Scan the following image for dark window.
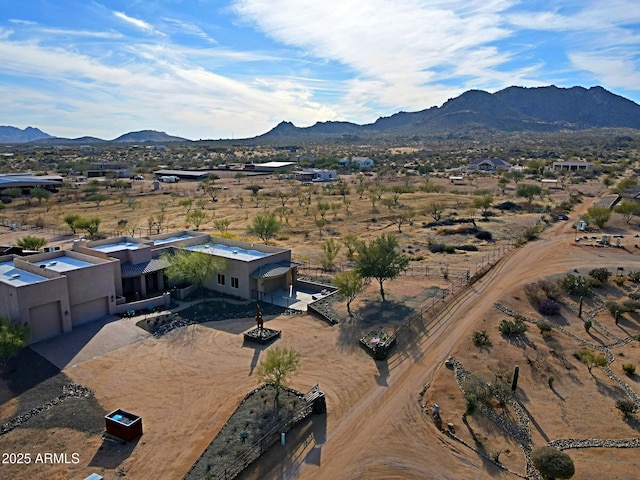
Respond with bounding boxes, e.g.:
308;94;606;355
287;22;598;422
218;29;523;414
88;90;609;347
231;277;239;288
217;274;225;285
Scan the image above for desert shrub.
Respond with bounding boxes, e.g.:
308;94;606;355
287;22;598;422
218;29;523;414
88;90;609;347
538;279;563;300
475;230;492;241
428;243;446;253
606;301;627;316
444;245;456;254
623;300;640;312
455;245;478;251
531;447;575;480
630;291;640;301
462;374;490;403
623;363;636;375
499;318;528;336
524;283;546;308
538;299;561;316
472;330;491;347
537;320;553;336
559;274;592;297
464;394;478;416
489;381;514;408
584;320;592;333
589;267;611;286
613;277;625;287
629;270;640;283
616;399;638;417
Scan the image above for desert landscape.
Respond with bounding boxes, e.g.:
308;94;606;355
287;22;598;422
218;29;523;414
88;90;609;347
1;162;640;480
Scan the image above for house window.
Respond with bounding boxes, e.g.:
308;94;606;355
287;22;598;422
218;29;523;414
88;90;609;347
231;277;239;289
217;274;225;285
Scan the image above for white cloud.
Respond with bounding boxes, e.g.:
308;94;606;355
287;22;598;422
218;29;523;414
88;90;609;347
113;11;163;36
161;17;217;44
569;52;640;91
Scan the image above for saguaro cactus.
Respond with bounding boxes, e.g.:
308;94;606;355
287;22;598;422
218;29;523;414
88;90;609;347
578;296;584;319
511;365;520;391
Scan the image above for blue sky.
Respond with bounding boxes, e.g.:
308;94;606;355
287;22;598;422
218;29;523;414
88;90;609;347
1;0;639;140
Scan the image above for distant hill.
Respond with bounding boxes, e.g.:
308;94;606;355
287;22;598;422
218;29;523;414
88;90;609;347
254;85;640;143
0;126;52;143
111;130;189;143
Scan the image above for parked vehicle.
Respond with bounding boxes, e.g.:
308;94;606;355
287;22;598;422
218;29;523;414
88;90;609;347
158;175;179;183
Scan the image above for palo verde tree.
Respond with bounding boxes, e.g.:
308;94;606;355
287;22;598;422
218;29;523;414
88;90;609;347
320;238;341;271
614;200;640;224
355;234;409;301
584;205;611;229
162;250;225;295
247;212;282;244
255;346;300;409
0;317;30;366
15;236;47;251
63;213;81;234
516;184;543;208
333;270;367;316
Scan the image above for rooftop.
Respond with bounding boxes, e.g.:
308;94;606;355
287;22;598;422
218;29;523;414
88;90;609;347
186;243;270;261
33;256;95;273
153;234;197;245
0;261;48;286
91;241;144;253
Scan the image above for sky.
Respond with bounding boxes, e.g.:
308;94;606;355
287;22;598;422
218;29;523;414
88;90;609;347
1;1;640;141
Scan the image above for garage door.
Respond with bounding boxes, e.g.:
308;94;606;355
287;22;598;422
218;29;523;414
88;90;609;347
30;301;63;342
70;297;109;326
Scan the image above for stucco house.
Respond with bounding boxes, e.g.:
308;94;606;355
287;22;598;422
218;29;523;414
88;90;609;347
0;250;119;343
2;230;298;345
467;157;512;172
552;160;594;171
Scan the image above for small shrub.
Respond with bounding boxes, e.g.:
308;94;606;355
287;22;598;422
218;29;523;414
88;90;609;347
462;374;490;403
538;279;563;300
464;394;478;416
455;244;478;252
531;447;575;480
606;301;627;316
584;320;592;333
548;377;555;389
537;320;553;336
614;277;626;287
499;318;528;336
623;300;640;313
559;273;592;297
616;399;638;417
475;230;492;241
444;245;456;254
538;299;561;316
623;363;637;375
428;243;446;253
628;270;640;283
589;267;611;286
472;330;491;347
524;283;546;308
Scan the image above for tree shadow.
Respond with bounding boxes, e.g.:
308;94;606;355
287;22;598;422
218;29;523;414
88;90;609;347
336;316;363;353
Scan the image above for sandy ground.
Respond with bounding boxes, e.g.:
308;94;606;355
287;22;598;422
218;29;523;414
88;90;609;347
2;187;640;479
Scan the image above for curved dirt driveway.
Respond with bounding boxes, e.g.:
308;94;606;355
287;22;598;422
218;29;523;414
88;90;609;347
241;219;640;480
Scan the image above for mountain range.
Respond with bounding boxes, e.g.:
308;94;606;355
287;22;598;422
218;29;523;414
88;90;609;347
3;85;640;144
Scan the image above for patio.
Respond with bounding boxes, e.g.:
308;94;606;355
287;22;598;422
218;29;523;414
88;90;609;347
260;285;335;312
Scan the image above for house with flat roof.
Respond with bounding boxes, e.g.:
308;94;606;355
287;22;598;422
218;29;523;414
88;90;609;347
0;250;119;343
552;160;594;171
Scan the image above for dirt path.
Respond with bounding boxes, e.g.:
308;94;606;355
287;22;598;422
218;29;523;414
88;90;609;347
241;218;639;479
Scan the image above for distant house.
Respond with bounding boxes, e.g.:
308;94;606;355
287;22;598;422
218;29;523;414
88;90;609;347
619;185;640;205
338;156;374;168
467;157;512;172
552;160;594;171
297;169;337;182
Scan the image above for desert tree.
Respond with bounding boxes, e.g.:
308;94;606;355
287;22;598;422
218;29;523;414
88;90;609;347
247;212;282;243
342;233;362;261
578;348;607;374
255;346;301;409
585;205;611;229
472;194;494;219
63;213;81;234
0;317;30;366
179;198;194;214
355;234;409;301
15;236;47;251
424;200;446;222
320;238;341;271
30;187;51;205
74;216;101;238
213;219;230;235
614;200;640;224
86;193;109;207
333;270;367;316
516;184;543;208
186;209;207;230
162;250;225;294
390;207;415;233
